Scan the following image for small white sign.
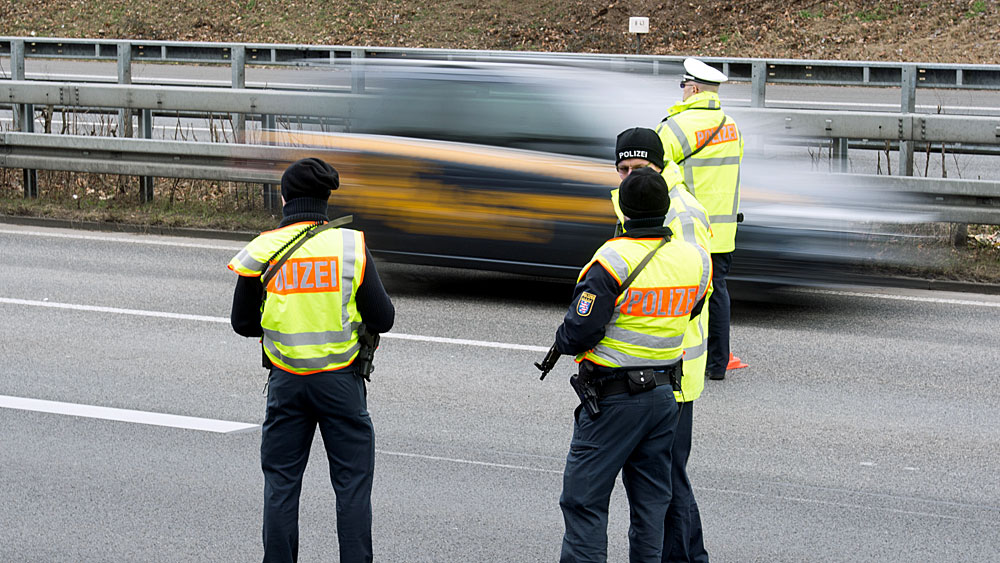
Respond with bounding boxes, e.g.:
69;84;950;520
629;17;650;34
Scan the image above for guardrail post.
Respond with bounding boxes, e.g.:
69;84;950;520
832;138;849;172
138;108;154;202
231;45;246;143
751;60;766;108
899;64;916;177
117;42;133;138
11;39;38;198
262;114;280;211
351;49;366;95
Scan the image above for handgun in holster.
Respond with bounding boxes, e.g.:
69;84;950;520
354;325;380;381
571;361;602;420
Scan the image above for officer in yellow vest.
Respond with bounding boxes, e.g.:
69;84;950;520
656;58;744;381
228;158;394;563
611;127;712;563
612;128;712;563
554;168;712;562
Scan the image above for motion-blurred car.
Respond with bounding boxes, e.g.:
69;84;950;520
263;62;925;283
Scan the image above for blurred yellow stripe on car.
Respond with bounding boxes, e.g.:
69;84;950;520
264;130;620;186
263;131;618;243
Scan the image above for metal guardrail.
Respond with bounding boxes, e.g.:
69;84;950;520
2;81;999;146
4;36;1000;92
0;131;284;183
2;130;998;225
1;38;999;224
727;108;1000;145
0;81;361;118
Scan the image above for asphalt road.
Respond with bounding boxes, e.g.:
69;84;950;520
1;223;999;562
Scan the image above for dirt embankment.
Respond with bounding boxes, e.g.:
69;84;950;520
3;1;999;64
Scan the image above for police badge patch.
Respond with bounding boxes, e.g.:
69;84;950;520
577;292;597;316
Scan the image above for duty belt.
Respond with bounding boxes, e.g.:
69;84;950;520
596;365;680;398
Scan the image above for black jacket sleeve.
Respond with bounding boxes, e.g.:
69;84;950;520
690;295;706;319
230;275;264;337
554;262;621;356
355;247;394;334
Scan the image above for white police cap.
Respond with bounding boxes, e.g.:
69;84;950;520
683;58;728;85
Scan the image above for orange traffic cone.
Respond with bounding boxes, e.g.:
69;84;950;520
726;353;748;370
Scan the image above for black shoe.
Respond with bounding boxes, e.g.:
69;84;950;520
708;371;725;381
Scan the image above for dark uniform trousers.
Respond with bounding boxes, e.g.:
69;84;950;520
261;367;375;563
560;385;678;563
661;402;708;563
706;252;733;377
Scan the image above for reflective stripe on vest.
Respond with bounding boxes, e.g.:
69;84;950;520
676;313;708;403
232;247;267;273
676;243;712;402
579;237;710;368
664;186;711;251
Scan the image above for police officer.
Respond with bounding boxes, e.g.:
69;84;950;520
555;168;712;562
228;158;394;563
613;129;713;562
656;58;745;381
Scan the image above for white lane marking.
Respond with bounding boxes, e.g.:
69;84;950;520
0;395;258;434
0;297;229;323
0;228;243;250
375;452;988;522
792;287;1000;308
377;450;562;475
0;297;550;351
695;485;975;522
5;288;1000;347
383;332;548;352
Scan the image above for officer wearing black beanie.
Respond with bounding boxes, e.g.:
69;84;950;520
277;157;340;224
280;157;339;202
617;167;670;220
551;161;710;561
616;127;665;170
229;157;393;563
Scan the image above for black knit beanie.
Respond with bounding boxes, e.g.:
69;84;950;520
615;127;665;169
618;167;670;219
280;158;340;202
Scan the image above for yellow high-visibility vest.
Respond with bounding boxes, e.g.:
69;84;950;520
228;222;366;374
656;91;743;253
611;165;713;401
577;236;711;369
661;163;713;402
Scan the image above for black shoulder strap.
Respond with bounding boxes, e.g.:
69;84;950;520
676;116;727;165
618;237;669;296
261;215;352;290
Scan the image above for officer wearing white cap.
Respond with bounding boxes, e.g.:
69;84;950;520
656;58;746;382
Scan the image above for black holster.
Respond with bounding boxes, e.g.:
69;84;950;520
354;326;380;381
572;361;602;420
261;342;273;369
